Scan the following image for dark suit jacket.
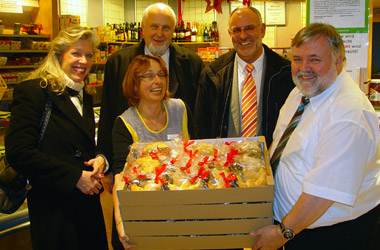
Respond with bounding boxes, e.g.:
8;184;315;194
194;44;295;147
97;40;204;164
5;79;108;250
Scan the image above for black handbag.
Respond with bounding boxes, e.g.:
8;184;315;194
0;96;52;214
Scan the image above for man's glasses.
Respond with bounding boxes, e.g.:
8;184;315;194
138;72;168;82
230;24;260;36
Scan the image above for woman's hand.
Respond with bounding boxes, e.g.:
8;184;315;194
116;220;136;250
76;170;103;195
113;173;136;249
84;155;106;179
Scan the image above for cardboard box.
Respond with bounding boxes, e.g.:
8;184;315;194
117;136;274;249
59;15;81;31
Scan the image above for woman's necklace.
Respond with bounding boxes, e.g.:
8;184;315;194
139;107;162;131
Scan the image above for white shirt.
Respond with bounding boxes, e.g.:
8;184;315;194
63;74;84;116
271;70;380;228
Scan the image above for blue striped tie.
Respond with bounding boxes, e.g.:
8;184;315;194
270;96;310;174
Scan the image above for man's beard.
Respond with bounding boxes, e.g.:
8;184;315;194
293;66;337;98
293;71;321;97
148;42;168;56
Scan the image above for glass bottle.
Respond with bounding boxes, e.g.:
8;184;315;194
185;22;191;41
196;23;203;42
138;22;142;41
179;20;185;42
203;24;209;42
191;22;197;42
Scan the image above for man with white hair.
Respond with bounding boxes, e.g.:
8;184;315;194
98;3;204;171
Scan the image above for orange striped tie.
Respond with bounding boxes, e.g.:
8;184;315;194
242;64;257;137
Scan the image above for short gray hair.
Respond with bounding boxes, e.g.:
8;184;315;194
229;6;263;27
291;22;346;63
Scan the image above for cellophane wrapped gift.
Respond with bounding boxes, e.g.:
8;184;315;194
122;137;268;191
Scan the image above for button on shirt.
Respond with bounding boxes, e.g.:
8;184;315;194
271;70;380;229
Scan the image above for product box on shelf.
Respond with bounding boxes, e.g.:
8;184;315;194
116;136;274;249
59;15;80;31
0;75;7;100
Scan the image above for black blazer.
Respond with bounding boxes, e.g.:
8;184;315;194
5;79;108;250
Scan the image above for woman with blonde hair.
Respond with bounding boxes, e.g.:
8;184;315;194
5;27;109;250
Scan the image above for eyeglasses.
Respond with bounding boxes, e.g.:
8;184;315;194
229;24;260;36
138;72;168;81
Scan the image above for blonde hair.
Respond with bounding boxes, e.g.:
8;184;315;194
26;27;99;94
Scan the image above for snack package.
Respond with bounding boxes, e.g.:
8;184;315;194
122;138;267;191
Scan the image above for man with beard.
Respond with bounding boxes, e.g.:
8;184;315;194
194;6;294;147
98;3;203;166
251;23;380;250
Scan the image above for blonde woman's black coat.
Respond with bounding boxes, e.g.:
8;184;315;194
5;79;108;250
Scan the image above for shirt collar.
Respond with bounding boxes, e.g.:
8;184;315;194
63;73;84;92
236;46;264;74
298;70;343;111
144;46;170;70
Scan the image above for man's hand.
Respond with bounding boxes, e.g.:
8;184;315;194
251;224;287;250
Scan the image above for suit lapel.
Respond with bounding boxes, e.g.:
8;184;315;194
169;44;185;96
47;91;94;142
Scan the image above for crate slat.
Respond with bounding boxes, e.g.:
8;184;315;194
121;203;272;220
128;234;259;249
124;218;272;236
118;185;273;207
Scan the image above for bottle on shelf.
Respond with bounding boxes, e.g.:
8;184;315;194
179;20;185;42
191;22;197;42
185;22;191;41
130;23;135;42
203;24;209;42
209;24;214;42
138;22;142;41
124;22;129;42
196;23;203;42
134;22;138;42
127;22;132;42
175;24;180;42
213;21;219;42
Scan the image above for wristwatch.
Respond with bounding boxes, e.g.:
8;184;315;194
279;221;295;240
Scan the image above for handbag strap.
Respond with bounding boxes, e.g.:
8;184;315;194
37;95;53;148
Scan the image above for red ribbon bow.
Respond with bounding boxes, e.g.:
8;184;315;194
198;156;211;166
149;147;169;160
180;158;193;174
212;149;218;162
183;138;195;154
133;166;147;179
122;176;130;184
154;164;167;184
219;172;236;188
224;148;240;167
170;155;180;164
190;166;211;184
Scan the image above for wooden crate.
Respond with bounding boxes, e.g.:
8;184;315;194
117;136;274;249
